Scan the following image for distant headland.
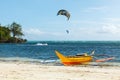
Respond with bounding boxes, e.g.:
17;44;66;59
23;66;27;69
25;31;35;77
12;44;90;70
0;22;27;43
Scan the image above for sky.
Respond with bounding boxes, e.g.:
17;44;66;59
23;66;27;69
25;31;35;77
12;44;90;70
0;0;120;41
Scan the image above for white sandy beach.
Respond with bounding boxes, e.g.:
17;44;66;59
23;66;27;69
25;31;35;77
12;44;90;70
0;62;120;80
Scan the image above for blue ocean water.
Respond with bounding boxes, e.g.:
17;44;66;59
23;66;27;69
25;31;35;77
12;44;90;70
0;41;120;66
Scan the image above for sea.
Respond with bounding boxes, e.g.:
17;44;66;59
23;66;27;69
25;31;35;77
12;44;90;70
0;41;120;66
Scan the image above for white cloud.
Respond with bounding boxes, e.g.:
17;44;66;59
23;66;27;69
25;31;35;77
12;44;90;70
104;18;120;23
23;28;66;40
22;24;120;41
23;28;46;35
23;28;67;36
101;24;120;34
71;20;98;24
84;6;107;12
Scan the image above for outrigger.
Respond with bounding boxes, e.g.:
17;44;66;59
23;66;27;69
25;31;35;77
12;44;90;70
55;50;93;66
55;50;115;66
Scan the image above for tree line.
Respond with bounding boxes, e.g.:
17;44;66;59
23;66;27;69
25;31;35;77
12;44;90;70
0;22;27;43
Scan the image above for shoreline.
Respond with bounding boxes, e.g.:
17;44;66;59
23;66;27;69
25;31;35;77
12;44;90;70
0;57;120;67
0;61;120;80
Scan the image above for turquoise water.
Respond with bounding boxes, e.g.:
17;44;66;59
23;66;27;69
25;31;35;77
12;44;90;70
0;41;120;66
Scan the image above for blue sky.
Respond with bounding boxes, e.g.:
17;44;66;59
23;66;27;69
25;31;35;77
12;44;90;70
0;0;120;41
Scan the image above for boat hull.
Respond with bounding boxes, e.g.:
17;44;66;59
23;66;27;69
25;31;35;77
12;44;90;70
55;50;93;66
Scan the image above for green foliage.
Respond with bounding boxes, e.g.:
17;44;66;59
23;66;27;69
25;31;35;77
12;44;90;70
0;22;27;43
0;26;10;42
9;22;24;38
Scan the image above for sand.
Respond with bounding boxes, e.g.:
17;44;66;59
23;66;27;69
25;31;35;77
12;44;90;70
0;62;120;80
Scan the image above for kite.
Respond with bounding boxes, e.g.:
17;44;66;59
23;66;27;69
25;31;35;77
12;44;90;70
57;9;70;20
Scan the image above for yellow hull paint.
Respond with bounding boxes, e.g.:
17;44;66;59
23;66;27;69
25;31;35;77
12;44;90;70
55;50;93;66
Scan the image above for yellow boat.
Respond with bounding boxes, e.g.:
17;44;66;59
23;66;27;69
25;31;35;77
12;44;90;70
55;50;93;66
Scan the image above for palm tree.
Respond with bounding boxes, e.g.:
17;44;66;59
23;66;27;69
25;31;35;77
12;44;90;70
9;22;24;43
10;22;24;38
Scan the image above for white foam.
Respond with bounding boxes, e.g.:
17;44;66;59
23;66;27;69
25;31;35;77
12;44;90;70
36;43;48;46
